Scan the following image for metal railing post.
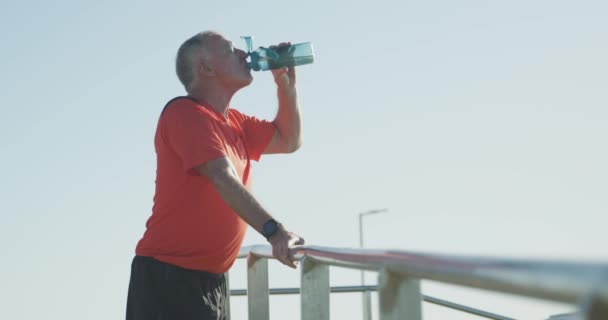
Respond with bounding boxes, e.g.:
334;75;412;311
247;255;269;320
579;289;608;320
301;257;330;320
378;269;422;320
363;290;373;320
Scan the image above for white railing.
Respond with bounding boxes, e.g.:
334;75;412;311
227;245;608;320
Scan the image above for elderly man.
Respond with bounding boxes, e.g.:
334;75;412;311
126;31;305;320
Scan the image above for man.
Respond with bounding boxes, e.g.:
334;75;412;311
126;31;305;320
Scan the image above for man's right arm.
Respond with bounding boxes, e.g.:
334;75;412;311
194;156;304;268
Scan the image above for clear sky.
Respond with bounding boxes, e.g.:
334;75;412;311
1;0;606;319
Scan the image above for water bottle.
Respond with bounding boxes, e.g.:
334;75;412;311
241;36;315;71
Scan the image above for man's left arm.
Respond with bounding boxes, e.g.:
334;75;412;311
264;44;302;154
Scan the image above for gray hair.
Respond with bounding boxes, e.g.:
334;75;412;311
175;31;219;91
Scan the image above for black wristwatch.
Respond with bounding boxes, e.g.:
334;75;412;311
262;219;279;240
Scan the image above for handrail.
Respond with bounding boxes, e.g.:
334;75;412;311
238;245;608;320
237;245;608;305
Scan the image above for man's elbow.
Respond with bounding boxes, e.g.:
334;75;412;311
286;138;302;153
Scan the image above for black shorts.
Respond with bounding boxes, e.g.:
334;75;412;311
126;256;227;320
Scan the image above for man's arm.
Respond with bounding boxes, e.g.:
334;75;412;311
194;156;304;268
264;45;302;154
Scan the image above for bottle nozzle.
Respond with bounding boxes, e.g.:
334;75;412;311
240;36;254;53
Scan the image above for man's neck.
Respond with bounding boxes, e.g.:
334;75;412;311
187;85;236;117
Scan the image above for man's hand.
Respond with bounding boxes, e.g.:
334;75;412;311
268;224;305;269
270;42;296;88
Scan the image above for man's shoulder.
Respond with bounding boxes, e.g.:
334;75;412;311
228;107;247;117
161;96;200;117
228;107;252;123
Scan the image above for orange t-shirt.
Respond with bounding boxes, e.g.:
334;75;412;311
135;97;275;274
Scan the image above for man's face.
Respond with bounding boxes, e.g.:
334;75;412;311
204;35;252;89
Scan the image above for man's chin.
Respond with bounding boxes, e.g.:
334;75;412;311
234;76;253;91
243;74;254;86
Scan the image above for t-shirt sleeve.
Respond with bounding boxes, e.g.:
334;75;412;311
162;101;226;172
235;112;275;162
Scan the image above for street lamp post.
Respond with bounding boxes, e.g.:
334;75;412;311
359;208;388;320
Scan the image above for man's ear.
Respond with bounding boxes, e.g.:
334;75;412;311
199;62;215;76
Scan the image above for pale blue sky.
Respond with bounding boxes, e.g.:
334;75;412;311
1;0;607;319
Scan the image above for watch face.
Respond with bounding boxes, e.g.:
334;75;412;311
263;220;278;237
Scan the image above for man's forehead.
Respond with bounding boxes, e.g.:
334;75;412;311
199;33;233;57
